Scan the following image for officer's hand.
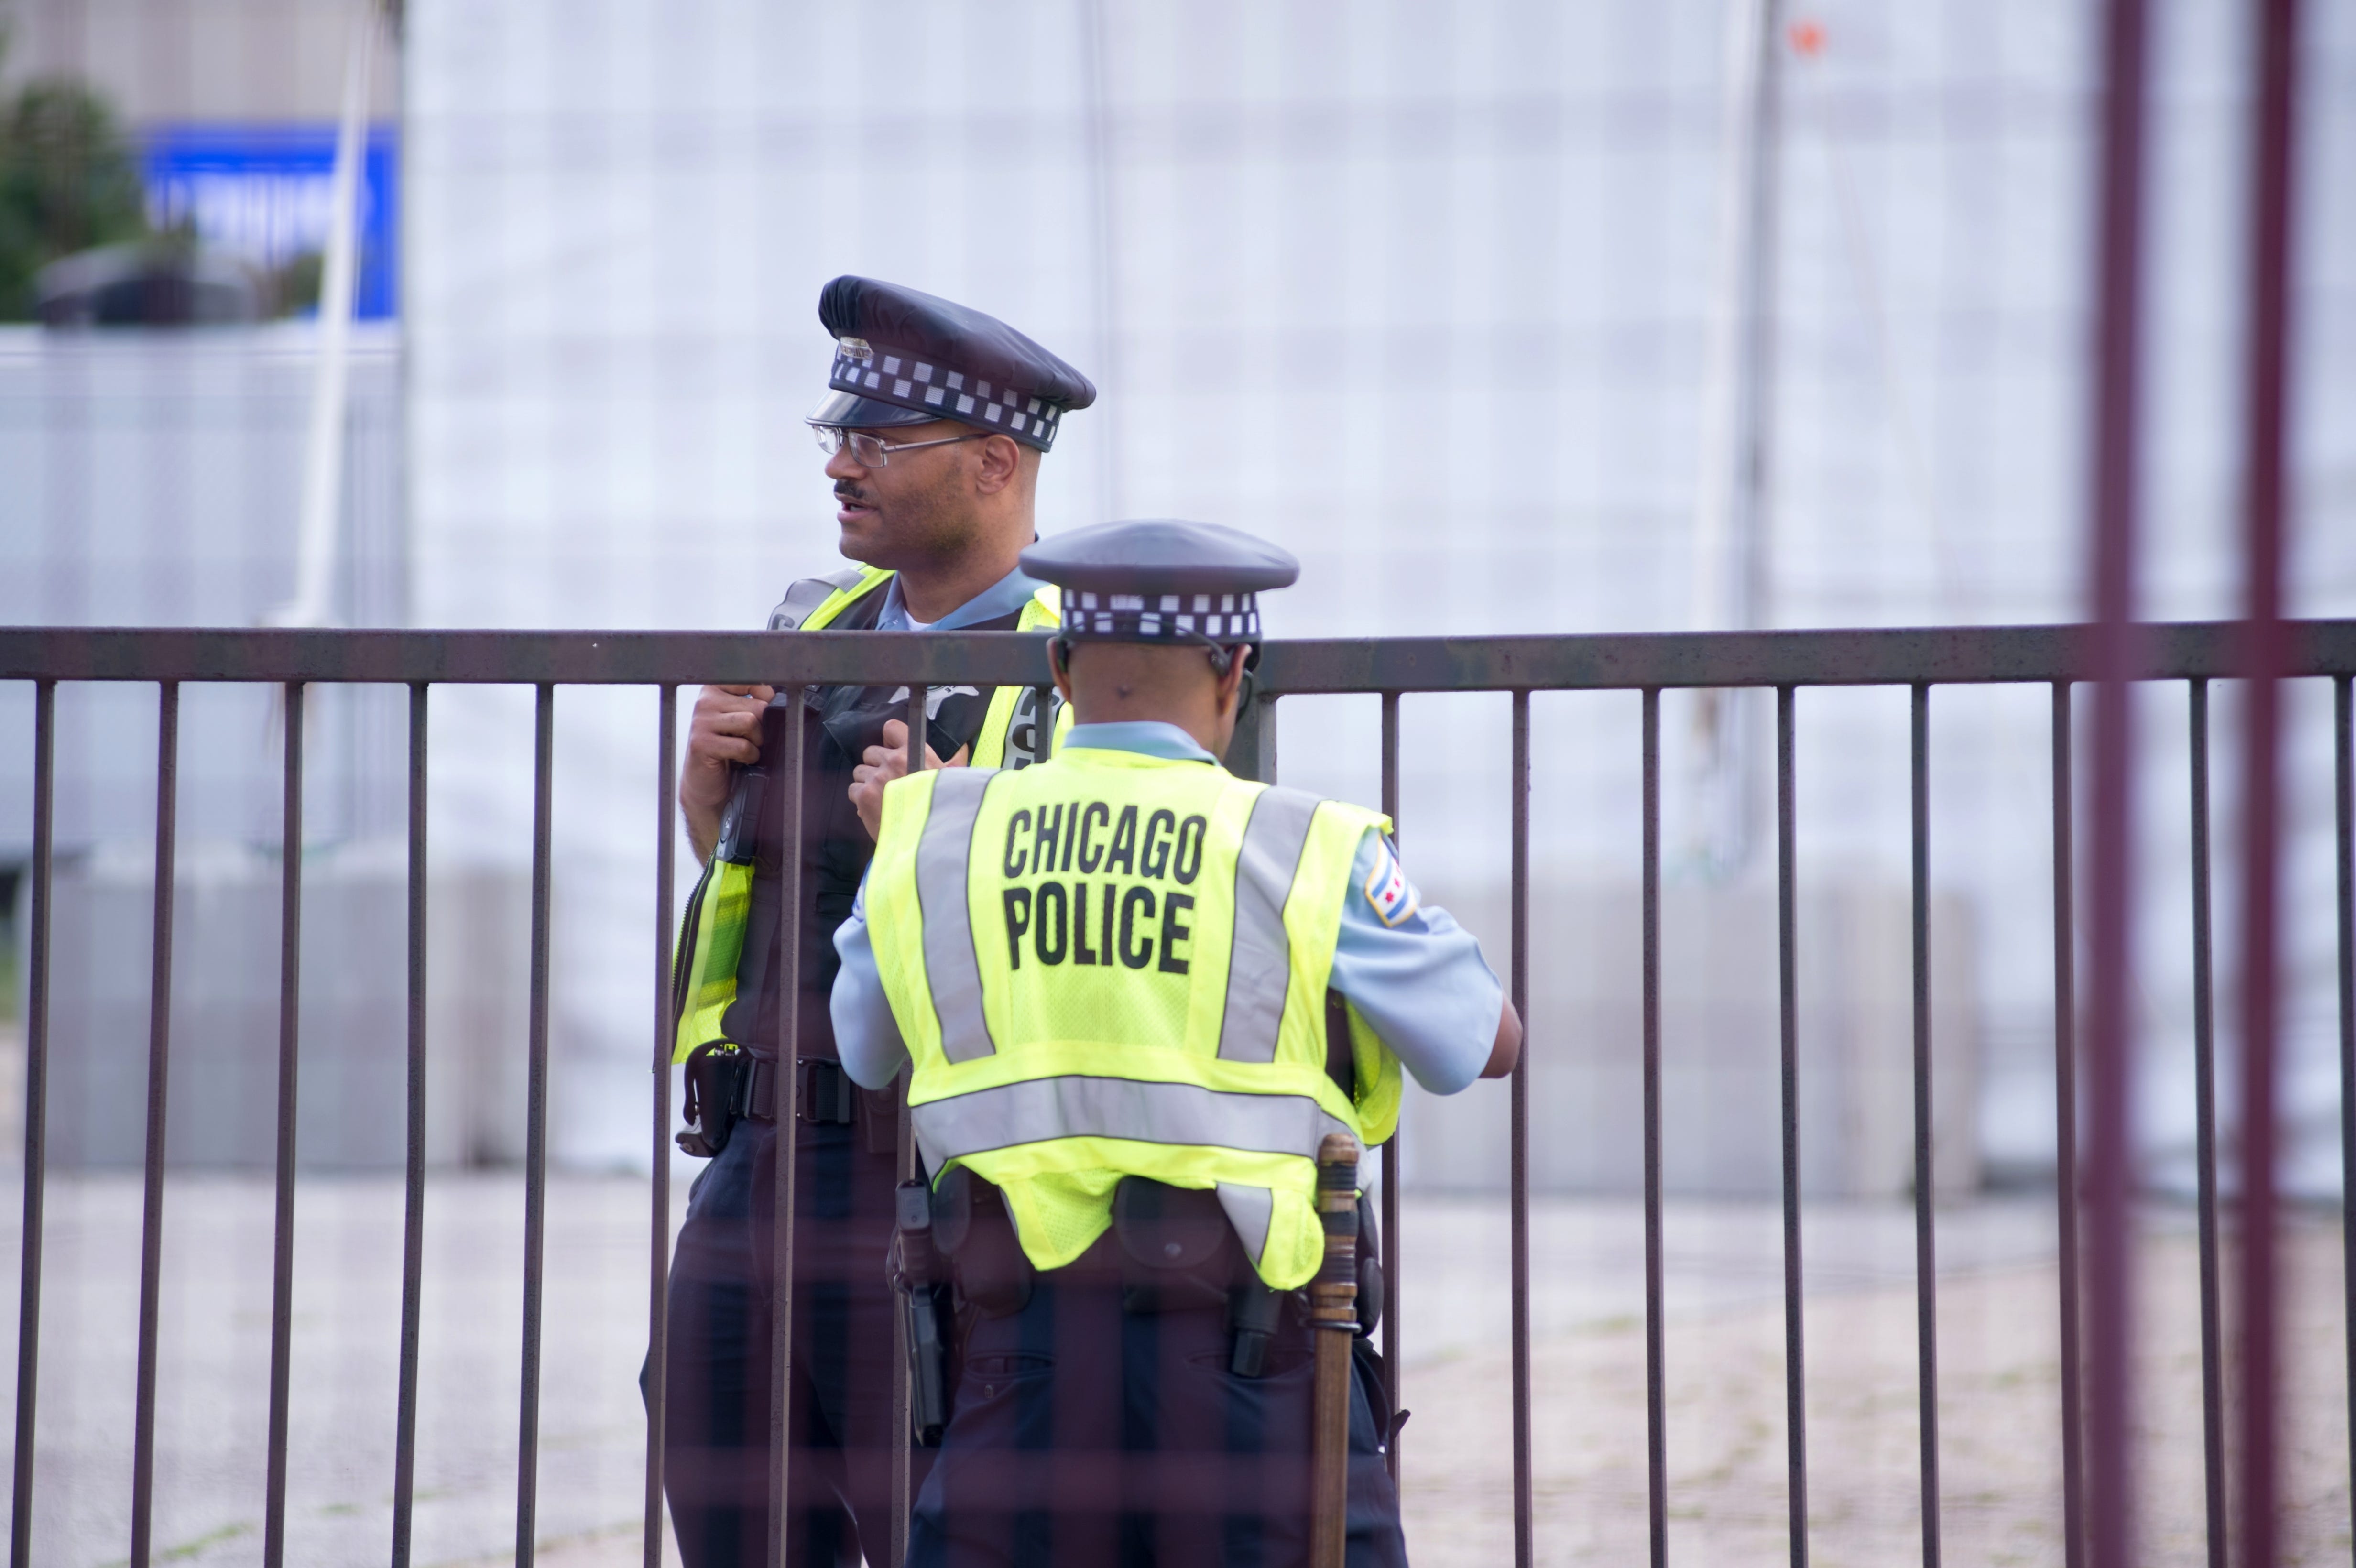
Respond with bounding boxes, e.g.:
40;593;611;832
851;717;968;842
681;684;774;861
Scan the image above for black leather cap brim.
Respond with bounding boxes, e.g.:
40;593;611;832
806;391;943;430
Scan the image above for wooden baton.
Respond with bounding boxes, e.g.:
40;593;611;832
1310;1132;1361;1568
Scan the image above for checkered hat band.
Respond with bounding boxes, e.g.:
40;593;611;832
1061;588;1260;641
830;346;1063;443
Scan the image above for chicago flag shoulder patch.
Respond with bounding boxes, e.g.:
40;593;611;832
1363;838;1419;928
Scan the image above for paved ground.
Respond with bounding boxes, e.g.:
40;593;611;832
0;1175;2341;1566
1399;1213;2354;1567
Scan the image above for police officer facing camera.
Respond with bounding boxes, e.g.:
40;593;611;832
831;519;1523;1566
664;277;1093;1568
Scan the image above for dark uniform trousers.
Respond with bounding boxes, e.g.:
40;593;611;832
662;1108;929;1567
908;1233;1409;1568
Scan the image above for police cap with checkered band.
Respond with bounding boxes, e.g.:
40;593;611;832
807;276;1096;452
1020;520;1298;644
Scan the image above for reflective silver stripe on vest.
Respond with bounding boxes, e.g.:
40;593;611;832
1216;1182;1275;1268
913;1076;1351;1172
1215;787;1323;1063
918;769;999;1062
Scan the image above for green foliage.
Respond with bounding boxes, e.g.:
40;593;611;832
268;248;324;318
0;68;150;319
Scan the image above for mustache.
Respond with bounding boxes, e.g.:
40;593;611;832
834;481;869;504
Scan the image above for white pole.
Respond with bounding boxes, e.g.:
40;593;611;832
1690;0;1771;640
268;0;377;629
1080;0;1123;524
1682;0;1780;877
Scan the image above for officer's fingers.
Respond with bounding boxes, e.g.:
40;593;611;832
848;778;885;841
695;686;754;716
880;718;909;751
696;735;761;767
702;706;765;737
687;721;761;763
695;687;771;720
861;743;914;778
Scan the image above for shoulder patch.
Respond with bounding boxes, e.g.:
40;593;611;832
1362;839;1419;929
769;566;885;630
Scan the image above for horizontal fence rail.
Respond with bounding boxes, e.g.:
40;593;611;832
8;619;2356;690
4;619;2353;1568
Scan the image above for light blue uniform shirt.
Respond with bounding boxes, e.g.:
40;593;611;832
831;719;1505;1096
873;565;1044;632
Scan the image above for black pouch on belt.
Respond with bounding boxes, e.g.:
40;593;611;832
932;1166;1035;1319
1110;1178;1233;1315
1109;1179;1292;1377
676;1043;749;1158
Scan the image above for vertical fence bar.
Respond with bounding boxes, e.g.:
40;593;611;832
262;685;305;1568
1911;685;1941;1568
516;685;556;1568
889;688;928;1568
1776;686;1808;1568
769;690;807;1568
2052;682;2087;1568
2339;675;2356;1557
2085;0;2151;1554
391;684;429;1567
2188;681;2228;1568
892;1077;917;1566
1509;690;1534;1568
890;1088;916;1561
128;680;180;1568
9;680;55;1568
1033;683;1055;764
2233;2;2300;1562
646;685;678;1568
1640;688;1667;1568
1379;690;1403;1486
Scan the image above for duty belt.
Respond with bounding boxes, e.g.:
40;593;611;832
740;1056;860;1126
677;1045;862;1157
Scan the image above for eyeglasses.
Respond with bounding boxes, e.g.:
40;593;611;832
810;426;988;467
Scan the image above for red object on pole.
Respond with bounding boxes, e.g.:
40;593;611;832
2083;0;2149;1562
2236;1;2301;1564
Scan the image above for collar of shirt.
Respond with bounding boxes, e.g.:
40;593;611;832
1061;720;1219;764
874;565;1044;632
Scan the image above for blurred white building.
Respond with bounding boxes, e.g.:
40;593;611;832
397;0;2356;1191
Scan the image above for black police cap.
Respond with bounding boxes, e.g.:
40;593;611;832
809;276;1096;452
1020;520;1298;643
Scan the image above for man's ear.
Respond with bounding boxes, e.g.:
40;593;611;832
1049;635;1076;704
971;434;1023;495
1214;644;1252;711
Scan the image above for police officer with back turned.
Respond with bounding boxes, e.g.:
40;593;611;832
663;277;1093;1567
830;519;1524;1565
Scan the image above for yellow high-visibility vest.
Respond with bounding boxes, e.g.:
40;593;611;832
862;745;1403;1290
668;566;1065;1063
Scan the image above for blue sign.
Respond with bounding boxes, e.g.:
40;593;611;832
142;123;399;320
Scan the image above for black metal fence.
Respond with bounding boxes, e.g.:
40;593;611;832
4;617;2355;1568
